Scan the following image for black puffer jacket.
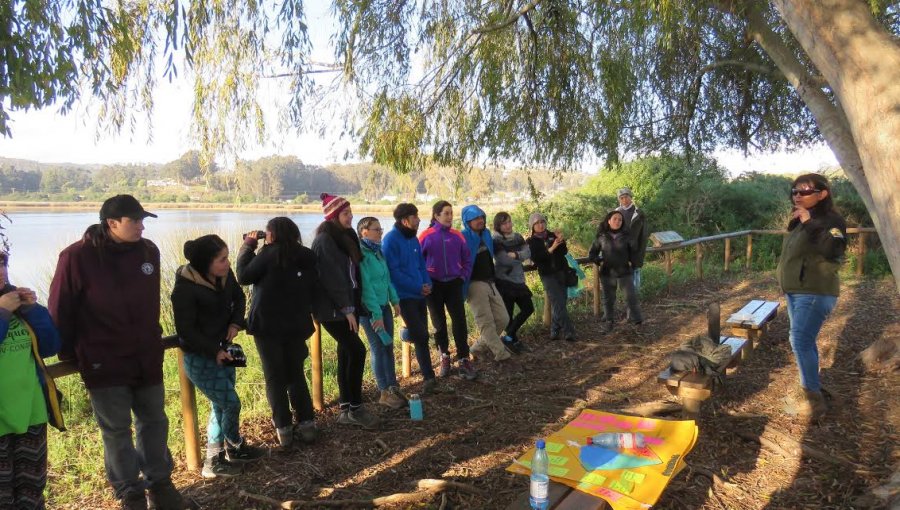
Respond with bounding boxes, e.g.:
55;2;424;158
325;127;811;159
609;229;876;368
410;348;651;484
310;221;363;322
236;241;318;339
171;266;246;359
588;230;636;278
527;232;569;276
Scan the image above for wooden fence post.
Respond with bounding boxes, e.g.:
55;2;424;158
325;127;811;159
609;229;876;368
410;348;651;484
543;291;551;326
857;232;867;276
592;263;601;317
695;244;703;280
311;320;324;411
176;350;201;472
665;251;673;293
402;342;412;378
724;237;731;272
745;234;753;269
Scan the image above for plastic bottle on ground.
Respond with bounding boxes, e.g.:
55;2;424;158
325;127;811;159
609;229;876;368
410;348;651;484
586;432;646;449
529;439;550;510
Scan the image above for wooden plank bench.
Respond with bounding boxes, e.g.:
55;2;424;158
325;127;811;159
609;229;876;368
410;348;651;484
657;336;748;416
506;480;610;510
725;300;779;356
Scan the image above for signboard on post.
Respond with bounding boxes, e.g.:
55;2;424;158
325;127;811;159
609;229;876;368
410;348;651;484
650;231;684;247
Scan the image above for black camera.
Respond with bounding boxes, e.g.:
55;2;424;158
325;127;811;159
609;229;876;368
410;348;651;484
242;230;266;241
222;343;247;367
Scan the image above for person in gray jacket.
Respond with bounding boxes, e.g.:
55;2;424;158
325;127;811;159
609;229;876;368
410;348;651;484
616;187;649;293
492;212;532;353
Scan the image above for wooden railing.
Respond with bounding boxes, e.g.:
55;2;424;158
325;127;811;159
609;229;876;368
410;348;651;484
43;227;877;472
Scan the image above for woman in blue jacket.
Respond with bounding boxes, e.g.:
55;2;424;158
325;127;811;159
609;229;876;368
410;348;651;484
0;251;61;510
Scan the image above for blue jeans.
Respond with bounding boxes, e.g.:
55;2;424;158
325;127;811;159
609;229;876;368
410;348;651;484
183;353;242;451
360;305;399;391
786;293;837;392
88;384;173;500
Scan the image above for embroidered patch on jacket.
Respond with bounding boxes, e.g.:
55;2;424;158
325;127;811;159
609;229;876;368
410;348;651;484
829;228;844;239
141;263;155;275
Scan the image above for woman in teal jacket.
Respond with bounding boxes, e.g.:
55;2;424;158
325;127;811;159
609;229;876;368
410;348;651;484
357;217;406;409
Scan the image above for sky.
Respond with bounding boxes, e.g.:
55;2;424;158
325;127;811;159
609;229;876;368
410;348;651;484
0;2;840;177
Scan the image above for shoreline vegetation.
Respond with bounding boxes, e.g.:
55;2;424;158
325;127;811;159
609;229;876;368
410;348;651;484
0;200;454;214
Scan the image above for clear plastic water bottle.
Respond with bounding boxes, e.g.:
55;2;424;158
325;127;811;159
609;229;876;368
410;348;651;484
586;432;646;449
408;394;423;421
529;439;550;510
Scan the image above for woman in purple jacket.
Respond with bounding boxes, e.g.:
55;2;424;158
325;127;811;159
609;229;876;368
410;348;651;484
417;200;473;379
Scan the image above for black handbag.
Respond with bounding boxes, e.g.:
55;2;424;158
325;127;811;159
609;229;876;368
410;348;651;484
564;267;579;287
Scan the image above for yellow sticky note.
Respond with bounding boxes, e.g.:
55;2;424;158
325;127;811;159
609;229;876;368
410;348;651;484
548;455;568;466
580;472;607;486
545;442;564;453
609;479;635;494
548;466;569;477
621;470;646;483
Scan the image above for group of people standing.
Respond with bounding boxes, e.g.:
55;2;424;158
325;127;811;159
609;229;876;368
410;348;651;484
0;184;652;510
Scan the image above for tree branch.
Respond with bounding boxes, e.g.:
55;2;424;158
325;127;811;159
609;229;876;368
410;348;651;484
473;0;544;34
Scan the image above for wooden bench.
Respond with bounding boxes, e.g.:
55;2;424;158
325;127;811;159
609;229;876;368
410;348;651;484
657;336;748;416
506;480;610;510
725;300;779;355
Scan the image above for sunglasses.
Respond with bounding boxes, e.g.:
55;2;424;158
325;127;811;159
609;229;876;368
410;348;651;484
791;188;822;196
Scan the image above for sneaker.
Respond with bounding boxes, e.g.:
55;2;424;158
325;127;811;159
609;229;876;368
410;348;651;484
502;336;523;355
379;388;407;409
549;331;560;341
457;358;478;380
294;420;319;444
121;492;148;510
438;353;452;377
338;407;381;430
202;452;242;479
389;386;409;405
469;343;491;361
147;480;184;510
564;335;576;342
422;378;438;396
276;425;293;448
226;442;266;463
336;409;352;425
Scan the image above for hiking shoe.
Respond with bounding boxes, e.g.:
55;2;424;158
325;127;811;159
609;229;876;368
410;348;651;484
338;407;381;430
804;389;828;421
295;420;319;444
121;492;148;510
469;344;491;361
422;378;438;395
147;480;184;510
564;335;576;342
226;442;266;463
379;388;407;409
549;331;560;341
502;336;523;354
457;358;478;380
202;452;242;479
276;425;293;448
438;353;452;377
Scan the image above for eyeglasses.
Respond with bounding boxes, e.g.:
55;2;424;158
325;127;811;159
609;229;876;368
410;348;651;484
791;188;821;196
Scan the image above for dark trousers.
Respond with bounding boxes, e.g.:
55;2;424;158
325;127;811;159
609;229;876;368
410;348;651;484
499;287;534;341
541;271;575;338
253;335;315;429
600;274;643;323
0;424;47;510
321;319;367;408
426;278;470;359
399;298;436;380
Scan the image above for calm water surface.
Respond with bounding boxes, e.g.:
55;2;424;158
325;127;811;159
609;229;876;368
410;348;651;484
2;209;393;295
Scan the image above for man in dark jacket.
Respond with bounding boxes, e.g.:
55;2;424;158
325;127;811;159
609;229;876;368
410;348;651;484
616;187;650;293
48;195;183;510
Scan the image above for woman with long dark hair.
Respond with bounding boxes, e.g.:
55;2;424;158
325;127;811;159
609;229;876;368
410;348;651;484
237;217;320;447
776;173;847;420
172;235;264;477
526;212;575;342
588;210;643;334
311;194;380;429
492;212;533;352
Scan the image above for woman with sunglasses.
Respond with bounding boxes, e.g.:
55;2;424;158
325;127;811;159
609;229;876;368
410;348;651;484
776;174;847;421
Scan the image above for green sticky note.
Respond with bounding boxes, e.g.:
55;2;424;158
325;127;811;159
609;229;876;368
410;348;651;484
548;455;568;466
548;466;569;477
580;472;607;486
577;482;595;492
621;470;646;483
545;442;564;453
609;479;635;494
519;460;531;468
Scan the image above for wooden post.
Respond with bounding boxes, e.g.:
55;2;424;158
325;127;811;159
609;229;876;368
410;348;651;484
402;342;412;378
311;320;324;411
745;234;753;269
176;350;201;472
665;251;673;293
543;291;551;327
592;263;601;317
857;231;867;276
724;237;731;272
695;244;703;280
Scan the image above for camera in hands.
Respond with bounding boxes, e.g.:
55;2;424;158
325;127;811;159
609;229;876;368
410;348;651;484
222;343;247;367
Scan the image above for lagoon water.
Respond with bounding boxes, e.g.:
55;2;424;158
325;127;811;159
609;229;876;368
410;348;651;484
2;209;393;294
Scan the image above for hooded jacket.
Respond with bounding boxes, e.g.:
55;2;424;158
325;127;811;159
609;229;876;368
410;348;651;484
359;240;399;321
171;265;246;359
311;221;363;322
382;222;432;300
492;231;530;285
418;220;471;282
48;224;164;389
460;205;496;291
237;239;318;338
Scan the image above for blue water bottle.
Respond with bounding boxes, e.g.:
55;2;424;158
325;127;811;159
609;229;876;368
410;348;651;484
529;439;549;510
409;394;423;421
400;327;410;342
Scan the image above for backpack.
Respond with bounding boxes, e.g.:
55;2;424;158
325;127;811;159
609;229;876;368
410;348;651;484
668;303;730;386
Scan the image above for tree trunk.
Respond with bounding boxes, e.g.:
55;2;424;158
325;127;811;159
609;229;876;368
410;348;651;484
771;0;900;292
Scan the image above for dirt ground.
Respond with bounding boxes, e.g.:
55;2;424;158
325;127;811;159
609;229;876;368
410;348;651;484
71;272;900;509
